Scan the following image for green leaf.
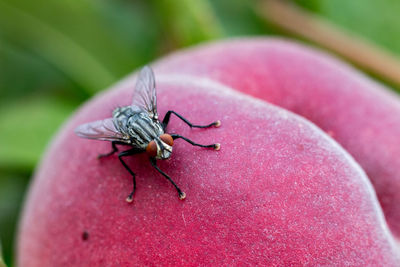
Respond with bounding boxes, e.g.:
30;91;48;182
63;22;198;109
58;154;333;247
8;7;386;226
0;255;6;267
0;242;6;267
0;97;77;170
0;0;160;95
0;171;28;267
0;0;115;94
0;40;89;102
151;0;224;47
209;0;270;36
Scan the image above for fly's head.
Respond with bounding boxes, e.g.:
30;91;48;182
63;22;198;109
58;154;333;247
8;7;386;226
146;134;174;160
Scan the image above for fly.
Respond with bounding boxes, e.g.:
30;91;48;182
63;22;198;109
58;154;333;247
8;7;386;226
75;66;221;202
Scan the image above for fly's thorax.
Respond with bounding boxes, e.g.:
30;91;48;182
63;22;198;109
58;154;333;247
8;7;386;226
112;106;134;134
130;113;163;143
112;106;135;118
112;106;164;149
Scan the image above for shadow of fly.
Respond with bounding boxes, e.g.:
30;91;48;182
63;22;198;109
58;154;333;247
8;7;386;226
75;66;220;202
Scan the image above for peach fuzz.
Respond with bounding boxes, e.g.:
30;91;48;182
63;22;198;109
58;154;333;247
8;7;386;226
18;73;399;265
154;38;400;238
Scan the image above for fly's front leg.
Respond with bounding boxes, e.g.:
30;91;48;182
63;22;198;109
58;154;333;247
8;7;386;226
98;141;119;159
118;148;144;203
171;134;220;150
162;110;220;130
150;158;186;200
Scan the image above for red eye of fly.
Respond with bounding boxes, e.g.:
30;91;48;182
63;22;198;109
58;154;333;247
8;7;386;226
160;134;173;146
146;141;157;157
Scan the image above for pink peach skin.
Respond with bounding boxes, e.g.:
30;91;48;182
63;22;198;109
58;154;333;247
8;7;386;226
18;73;399;264
17;40;400;267
154;38;400;238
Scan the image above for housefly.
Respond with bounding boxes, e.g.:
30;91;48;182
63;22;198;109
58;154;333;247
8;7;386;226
75;66;221;202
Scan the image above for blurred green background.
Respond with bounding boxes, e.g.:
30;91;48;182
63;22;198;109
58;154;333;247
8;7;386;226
1;0;400;265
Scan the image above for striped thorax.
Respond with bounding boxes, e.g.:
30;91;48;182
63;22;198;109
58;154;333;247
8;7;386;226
112;106;172;159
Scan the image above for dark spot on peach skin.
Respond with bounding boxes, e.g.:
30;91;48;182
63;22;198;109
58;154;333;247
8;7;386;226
82;231;89;241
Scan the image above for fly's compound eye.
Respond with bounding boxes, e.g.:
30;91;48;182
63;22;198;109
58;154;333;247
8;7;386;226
146;141;157;158
160;134;173;146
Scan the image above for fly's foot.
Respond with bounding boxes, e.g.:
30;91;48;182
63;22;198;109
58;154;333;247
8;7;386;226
179;192;186;200
214;143;221;151
214;120;221;127
126;192;134;203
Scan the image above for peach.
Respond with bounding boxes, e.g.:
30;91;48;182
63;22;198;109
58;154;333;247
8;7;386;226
155;38;400;238
18;71;400;265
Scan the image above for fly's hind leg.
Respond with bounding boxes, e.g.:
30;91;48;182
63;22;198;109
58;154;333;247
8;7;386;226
118;148;144;203
162;110;220;130
171;134;220;150
150;158;186;200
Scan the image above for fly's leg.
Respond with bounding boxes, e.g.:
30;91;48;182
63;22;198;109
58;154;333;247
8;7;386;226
162;110;220;130
171;134;220;150
150;158;186;200
118;148;143;203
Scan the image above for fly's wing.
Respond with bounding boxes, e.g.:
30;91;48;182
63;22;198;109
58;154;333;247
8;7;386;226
75;118;130;143
131;66;158;119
